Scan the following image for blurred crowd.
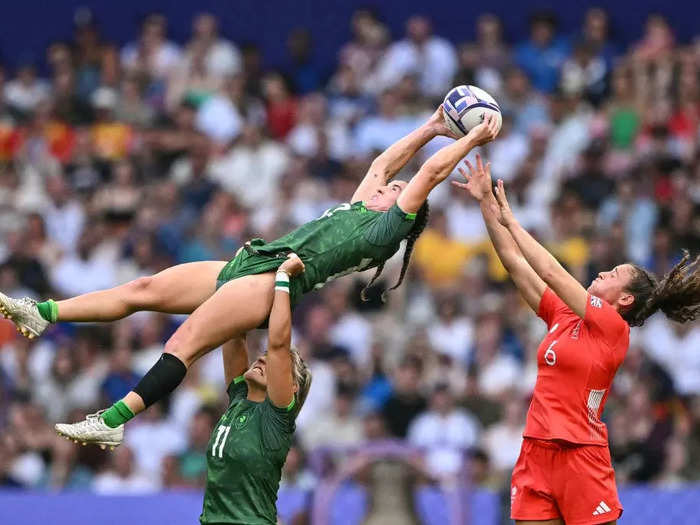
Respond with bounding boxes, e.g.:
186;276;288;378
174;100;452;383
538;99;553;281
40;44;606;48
0;5;699;513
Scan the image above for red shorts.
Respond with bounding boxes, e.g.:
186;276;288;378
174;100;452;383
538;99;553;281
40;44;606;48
510;438;623;525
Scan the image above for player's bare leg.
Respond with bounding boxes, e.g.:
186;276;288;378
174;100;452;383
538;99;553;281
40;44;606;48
55;272;275;447
1;261;226;338
55;260;226;320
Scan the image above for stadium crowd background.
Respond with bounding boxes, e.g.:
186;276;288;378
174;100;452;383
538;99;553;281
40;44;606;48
0;4;699;522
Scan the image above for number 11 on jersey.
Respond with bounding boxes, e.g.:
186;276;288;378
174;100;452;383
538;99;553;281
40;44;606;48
212;425;231;458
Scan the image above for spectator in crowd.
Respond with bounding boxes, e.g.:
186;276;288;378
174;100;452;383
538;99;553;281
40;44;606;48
177;406;216;487
208;123;288;208
408;383;480;478
185;13;241;79
121;13;181;82
414;208;472;288
4;64;50;117
579;7;618;72
382;357;427;439
285;28;322;95
262;72;298;140
124;402;188;481
515;11;570;93
280;442;316;492
374;15;457;98
354;89;422;156
339;8;389;90
93;445;158;494
481;394;525;479
100;344;139;406
299;385;363;450
599;176;658;264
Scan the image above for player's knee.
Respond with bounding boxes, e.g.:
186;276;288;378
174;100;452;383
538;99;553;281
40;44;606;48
124;276;156;308
163;328;201;368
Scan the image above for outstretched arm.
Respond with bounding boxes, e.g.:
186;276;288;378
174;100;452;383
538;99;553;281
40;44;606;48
266;254;305;408
493;179;588;317
397;115;500;214
351;108;458;203
452;155;545;312
222;336;249;386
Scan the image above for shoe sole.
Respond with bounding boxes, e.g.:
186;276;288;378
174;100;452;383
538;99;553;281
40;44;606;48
55;429;121;450
0;293;43;339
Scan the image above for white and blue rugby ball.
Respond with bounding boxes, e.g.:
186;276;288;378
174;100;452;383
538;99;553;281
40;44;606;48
442;85;502;137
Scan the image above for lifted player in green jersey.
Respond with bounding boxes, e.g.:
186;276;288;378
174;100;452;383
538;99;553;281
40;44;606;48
201;253;311;525
7;108;499;448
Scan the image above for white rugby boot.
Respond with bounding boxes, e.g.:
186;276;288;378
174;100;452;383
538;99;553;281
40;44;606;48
0;292;49;339
55;410;124;450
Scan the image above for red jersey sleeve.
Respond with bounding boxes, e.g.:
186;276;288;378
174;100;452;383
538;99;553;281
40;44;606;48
584;294;629;348
537;287;571;327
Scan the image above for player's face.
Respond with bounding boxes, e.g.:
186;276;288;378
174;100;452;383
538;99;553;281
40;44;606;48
243;353;300;395
367;181;407;211
588;263;636;306
244;355;268;389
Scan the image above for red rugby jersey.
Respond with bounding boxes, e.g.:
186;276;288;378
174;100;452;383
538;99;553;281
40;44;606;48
523;288;630;445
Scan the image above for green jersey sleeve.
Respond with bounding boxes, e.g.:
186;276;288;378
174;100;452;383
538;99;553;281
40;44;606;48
260;398;296;452
363;203;416;247
226;376;248;405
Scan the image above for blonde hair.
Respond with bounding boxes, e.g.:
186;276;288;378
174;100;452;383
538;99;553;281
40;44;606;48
290;346;312;414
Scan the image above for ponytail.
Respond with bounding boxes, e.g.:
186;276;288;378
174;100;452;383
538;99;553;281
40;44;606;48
624;251;700;327
361;200;430;302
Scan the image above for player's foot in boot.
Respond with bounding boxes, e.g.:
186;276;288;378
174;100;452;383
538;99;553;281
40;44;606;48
0;293;49;339
55;410;123;450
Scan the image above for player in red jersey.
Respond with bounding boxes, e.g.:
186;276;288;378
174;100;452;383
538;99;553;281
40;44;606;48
455;155;700;525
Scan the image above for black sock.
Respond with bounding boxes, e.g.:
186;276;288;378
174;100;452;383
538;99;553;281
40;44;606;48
133;353;187;408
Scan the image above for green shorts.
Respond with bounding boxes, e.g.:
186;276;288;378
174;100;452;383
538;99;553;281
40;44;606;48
216;239;304;307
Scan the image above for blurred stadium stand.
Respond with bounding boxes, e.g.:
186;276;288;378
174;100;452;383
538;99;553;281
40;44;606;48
1;1;700;524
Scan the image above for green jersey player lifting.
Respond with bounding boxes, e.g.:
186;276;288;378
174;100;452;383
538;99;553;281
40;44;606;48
0;107;499;448
201;253;311;525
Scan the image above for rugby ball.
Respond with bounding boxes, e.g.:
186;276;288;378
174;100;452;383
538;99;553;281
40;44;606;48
442;85;502;137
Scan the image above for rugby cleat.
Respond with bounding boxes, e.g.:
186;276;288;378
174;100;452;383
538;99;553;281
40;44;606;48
0;293;49;339
55;410;123;450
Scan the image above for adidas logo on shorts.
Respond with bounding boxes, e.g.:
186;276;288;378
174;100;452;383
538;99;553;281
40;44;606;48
592;500;611;516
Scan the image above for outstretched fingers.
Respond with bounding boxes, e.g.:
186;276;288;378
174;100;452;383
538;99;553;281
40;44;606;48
494;179;509;209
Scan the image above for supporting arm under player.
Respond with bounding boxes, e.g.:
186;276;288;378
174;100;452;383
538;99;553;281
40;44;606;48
492;179;589;318
222;336;250;387
263;257;301;409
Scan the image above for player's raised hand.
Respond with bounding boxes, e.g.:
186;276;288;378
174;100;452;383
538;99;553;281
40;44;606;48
493;179;516;228
465;113;500;146
452;153;493;202
428;106;462;140
279;253;305;277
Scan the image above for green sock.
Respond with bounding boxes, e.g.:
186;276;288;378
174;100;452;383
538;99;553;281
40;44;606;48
36;299;58;323
101;400;135;428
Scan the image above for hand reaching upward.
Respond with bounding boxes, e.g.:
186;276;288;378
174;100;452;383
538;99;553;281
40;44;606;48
465;113;500;147
428;106;462;140
493;179;516;228
451;153;493;202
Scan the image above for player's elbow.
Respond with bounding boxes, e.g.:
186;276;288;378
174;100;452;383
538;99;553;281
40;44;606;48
369;158;391;180
540;263;559;286
267;339;290;354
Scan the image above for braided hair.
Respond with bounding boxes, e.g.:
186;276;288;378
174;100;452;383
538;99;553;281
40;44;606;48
361;200;430;302
622;250;700;327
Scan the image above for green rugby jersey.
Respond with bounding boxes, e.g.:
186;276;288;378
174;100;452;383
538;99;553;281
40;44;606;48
200;378;295;525
249;201;416;293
